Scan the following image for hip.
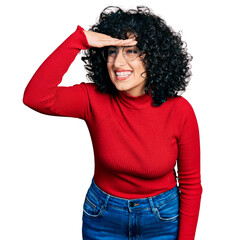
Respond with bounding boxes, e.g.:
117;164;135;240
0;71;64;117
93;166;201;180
82;177;180;239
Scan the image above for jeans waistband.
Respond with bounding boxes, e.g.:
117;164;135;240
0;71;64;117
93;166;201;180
88;177;179;213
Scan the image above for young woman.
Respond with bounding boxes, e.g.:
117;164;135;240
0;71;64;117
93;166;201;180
23;6;203;240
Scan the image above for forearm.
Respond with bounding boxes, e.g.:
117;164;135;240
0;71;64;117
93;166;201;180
178;173;203;239
23;25;90;115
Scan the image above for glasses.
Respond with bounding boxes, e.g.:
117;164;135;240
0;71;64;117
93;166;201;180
102;45;140;63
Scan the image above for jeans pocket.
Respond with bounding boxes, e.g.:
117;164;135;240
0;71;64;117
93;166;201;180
155;193;180;222
83;189;104;218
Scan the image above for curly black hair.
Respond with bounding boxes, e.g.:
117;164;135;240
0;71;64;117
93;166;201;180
81;5;193;107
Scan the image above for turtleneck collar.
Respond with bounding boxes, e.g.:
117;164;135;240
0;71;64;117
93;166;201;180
117;90;153;109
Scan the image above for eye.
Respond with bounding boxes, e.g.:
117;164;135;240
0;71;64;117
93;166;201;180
125;47;138;55
127;49;138;54
108;47;117;55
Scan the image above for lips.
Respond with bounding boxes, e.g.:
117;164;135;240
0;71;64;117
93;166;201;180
115;70;133;81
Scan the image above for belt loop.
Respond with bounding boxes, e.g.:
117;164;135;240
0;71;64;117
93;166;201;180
148;197;156;214
103;194;110;210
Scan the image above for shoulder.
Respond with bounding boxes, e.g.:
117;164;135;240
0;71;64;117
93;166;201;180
78;81;101;98
79;81;97;90
164;95;194;113
79;82;101;94
175;96;196;114
79;82;111;109
174;96;199;126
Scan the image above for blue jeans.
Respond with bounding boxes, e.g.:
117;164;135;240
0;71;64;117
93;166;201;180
82;178;180;240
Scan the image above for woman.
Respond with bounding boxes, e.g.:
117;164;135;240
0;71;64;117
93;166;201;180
23;5;203;240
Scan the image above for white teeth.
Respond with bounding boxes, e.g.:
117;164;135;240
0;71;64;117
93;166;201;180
115;71;132;77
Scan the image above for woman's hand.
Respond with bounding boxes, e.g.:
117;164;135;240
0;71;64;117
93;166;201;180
83;30;137;48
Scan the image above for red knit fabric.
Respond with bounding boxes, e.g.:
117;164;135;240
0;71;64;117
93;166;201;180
23;25;203;239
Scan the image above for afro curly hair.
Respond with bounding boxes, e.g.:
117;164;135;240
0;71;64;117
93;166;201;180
81;5;193;107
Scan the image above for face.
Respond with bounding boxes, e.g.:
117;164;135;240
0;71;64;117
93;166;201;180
107;45;147;97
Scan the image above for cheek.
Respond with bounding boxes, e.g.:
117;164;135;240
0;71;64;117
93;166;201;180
133;63;146;77
107;64;114;75
132;58;146;71
139;62;147;77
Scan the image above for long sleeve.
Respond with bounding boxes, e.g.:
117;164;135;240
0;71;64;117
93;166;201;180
23;25;91;120
176;97;203;240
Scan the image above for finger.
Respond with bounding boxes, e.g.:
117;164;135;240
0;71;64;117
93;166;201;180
109;38;137;45
115;39;138;46
104;36;133;42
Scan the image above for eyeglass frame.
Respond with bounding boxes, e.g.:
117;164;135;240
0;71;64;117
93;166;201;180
101;45;141;63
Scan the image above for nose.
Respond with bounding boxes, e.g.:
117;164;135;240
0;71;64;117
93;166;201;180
113;48;127;67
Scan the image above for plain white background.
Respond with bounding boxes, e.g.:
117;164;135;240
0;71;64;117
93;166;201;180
1;0;224;239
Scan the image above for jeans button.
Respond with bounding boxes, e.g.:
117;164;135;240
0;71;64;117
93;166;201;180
130;202;135;207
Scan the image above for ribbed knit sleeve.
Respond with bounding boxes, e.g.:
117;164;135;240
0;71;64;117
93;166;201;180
176;97;203;240
23;25;91;120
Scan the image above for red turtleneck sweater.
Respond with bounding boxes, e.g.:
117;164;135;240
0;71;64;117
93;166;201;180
23;25;203;240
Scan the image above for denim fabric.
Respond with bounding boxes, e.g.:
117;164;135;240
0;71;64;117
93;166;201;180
82;178;180;240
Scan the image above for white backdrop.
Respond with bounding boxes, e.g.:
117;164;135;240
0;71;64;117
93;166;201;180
1;0;224;239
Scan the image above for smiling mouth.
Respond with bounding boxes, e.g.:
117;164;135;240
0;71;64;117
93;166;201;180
115;71;133;80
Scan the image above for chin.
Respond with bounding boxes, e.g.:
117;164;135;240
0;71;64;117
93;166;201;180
114;84;130;92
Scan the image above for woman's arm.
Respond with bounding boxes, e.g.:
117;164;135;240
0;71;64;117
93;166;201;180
176;97;203;240
23;25;91;120
23;24;137;120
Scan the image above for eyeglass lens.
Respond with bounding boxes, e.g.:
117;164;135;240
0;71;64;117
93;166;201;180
103;46;139;62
